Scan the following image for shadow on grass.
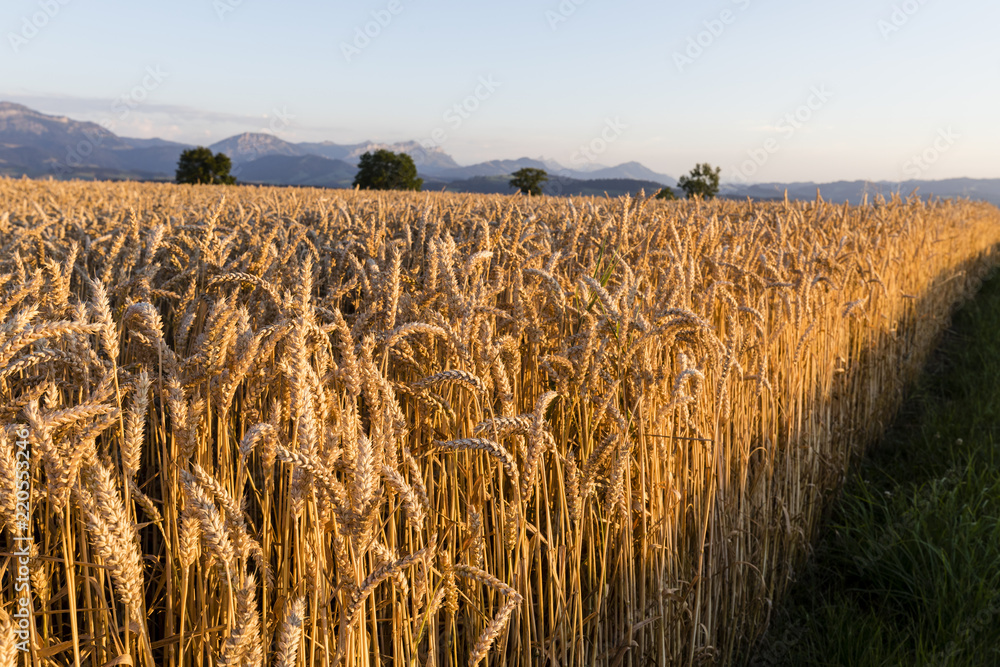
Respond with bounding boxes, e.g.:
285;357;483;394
743;269;1000;667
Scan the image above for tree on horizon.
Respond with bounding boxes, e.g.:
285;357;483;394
678;163;721;199
510;167;548;196
353;150;423;191
176;147;236;185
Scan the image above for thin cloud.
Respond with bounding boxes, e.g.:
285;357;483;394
0;93;352;144
1;93;258;124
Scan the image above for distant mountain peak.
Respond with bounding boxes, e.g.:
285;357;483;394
209;133;306;164
0;100;128;157
342;140;459;169
204;133;461;170
3;102;995;206
0;101;35;114
0;100;193;178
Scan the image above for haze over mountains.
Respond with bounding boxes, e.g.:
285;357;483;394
2;101;998;204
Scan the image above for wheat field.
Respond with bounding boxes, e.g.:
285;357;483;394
1;178;999;666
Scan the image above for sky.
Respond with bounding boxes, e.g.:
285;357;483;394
1;0;998;183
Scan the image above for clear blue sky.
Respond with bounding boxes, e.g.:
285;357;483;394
2;0;997;182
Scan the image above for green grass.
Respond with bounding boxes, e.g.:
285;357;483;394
746;269;1000;667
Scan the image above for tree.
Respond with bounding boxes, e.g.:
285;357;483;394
176;147;236;185
678;163;721;199
353;150;423;191
510;168;548;196
655;186;678;200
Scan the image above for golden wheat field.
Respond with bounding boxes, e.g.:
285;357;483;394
0;177;999;667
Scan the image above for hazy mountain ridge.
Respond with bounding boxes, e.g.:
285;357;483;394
0;102;129;149
0;103;677;187
1;102;998;205
208;133;307;163
235;154;356;188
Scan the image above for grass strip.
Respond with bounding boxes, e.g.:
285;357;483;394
747;269;1000;666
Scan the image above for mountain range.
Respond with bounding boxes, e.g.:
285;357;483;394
2;101;999;204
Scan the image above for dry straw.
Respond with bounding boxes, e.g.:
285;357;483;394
1;177;998;666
